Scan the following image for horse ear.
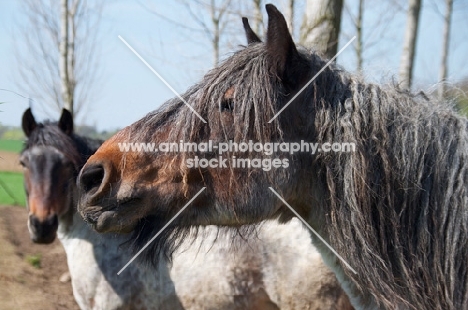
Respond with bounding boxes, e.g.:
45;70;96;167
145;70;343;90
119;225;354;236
22;108;37;137
58;108;73;135
265;4;299;80
242;17;261;44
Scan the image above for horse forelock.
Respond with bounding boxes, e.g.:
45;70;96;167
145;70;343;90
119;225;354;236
22;122;101;176
132;45;287;142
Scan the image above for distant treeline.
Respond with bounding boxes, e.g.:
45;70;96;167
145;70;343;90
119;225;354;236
449;79;468;116
0;125;118;141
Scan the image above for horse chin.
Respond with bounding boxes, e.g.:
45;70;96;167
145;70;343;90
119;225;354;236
29;231;57;244
80;199;142;234
85;210;136;234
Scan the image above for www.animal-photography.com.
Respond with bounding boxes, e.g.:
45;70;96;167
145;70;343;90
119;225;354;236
1;1;467;309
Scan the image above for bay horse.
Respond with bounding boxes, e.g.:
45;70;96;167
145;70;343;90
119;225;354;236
77;4;468;309
22;108;353;309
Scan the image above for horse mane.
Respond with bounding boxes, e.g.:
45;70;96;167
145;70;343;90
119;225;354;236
312;65;468;308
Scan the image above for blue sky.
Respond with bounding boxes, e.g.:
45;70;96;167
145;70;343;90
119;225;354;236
0;0;467;131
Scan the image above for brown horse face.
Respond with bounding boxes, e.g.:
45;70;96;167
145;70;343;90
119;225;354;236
77;130;161;233
21;108;76;244
77;123;297;235
20;146;74;243
77;5;317;235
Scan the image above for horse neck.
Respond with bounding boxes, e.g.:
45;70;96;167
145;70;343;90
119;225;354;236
57;134;102;239
56;206;86;241
71;134;103;159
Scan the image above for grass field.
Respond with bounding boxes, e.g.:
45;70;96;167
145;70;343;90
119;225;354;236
0;171;25;207
0;140;24;153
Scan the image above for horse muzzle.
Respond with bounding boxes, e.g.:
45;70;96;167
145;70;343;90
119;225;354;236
28;213;58;244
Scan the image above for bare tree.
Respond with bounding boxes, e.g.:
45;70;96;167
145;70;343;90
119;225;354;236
284;0;295;35
300;0;344;59
341;0;406;73
211;0;235;66
399;0;422;90
60;0;71;113
355;0;364;71
252;0;264;36
14;0;103;118
438;0;454;99
142;0;236;67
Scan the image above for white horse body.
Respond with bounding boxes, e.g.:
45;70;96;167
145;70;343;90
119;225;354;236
170;219;352;310
58;213;349;310
59;213;168;309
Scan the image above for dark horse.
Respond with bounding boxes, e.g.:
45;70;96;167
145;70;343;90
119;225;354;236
21;108;101;243
78;4;468;310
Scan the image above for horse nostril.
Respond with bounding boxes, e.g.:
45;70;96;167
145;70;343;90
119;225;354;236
48;213;58;227
79;164;105;194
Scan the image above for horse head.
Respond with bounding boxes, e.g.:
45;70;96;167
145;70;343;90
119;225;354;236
77;5;324;235
21;108;80;243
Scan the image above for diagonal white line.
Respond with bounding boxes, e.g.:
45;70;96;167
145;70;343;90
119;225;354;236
268;36;356;123
118;35;207;123
268;187;357;274
117;187;206;275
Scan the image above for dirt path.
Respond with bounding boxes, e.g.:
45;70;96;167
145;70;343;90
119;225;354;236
0;206;79;310
0;151;22;173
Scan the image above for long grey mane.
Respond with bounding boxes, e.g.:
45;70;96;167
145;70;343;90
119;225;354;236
315;72;468;308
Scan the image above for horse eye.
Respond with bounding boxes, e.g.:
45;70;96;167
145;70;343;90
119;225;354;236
220;98;234;112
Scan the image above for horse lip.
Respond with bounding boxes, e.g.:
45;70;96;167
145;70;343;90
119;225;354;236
82;197;138;225
88;199;139;233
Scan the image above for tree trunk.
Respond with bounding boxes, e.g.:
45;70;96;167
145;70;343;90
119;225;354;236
16;0;102;119
300;0;344;59
252;0;263;36
438;0;453;99
68;0;78;114
60;0;73;115
210;0;220;66
356;0;364;71
285;0;295;36
399;0;421;90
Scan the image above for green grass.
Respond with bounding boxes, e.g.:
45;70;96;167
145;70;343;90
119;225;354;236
0;171;25;207
0;140;24;153
26;254;41;269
